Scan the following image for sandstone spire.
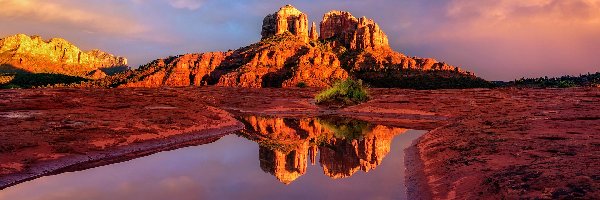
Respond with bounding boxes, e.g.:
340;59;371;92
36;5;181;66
261;5;309;42
309;22;319;41
320;11;389;50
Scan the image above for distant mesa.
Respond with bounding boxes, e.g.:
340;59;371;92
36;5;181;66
238;115;406;184
0;34;128;79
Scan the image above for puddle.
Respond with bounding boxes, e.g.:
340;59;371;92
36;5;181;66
0;116;426;200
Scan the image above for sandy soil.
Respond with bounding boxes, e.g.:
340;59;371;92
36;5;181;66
0;87;598;199
350;88;599;199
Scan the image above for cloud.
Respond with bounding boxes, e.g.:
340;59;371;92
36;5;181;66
168;0;204;10
444;0;600;27
380;0;600;80
0;0;147;37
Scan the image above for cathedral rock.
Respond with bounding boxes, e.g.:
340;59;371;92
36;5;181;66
88;5;486;89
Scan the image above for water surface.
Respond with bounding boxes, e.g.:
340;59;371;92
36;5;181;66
0;116;426;200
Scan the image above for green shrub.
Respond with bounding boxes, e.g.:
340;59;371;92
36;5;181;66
315;79;369;106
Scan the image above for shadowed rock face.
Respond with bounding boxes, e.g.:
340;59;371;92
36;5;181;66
94;5;483;88
0;34;128;79
238;115;407;184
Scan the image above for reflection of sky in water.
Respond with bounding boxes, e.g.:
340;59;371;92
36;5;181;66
1;130;425;200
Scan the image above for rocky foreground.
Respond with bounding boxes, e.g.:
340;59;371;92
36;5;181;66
0;87;598;199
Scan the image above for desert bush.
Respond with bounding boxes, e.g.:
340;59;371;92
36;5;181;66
315;79;369;106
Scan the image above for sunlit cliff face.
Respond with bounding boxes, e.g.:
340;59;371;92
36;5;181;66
238;116;407;184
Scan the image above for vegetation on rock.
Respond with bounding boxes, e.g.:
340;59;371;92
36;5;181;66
315;79;369;106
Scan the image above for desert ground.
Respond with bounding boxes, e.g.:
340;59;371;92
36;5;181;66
1;87;598;199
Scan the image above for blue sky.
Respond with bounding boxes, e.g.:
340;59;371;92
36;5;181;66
1;0;599;80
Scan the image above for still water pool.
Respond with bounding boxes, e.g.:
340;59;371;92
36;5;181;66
1;116;426;200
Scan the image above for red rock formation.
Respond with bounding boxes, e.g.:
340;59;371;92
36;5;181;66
344;48;469;74
259;143;309;184
117;52;229;88
94;5;481;88
320;11;389;50
262;5;309;43
113;33;348;88
0;34;128;79
320;125;405;179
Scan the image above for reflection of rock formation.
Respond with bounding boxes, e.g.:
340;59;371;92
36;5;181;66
259;142;309;184
238;116;407;184
320;125;400;179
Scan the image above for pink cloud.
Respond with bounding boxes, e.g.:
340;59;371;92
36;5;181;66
0;0;147;37
393;0;600;79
